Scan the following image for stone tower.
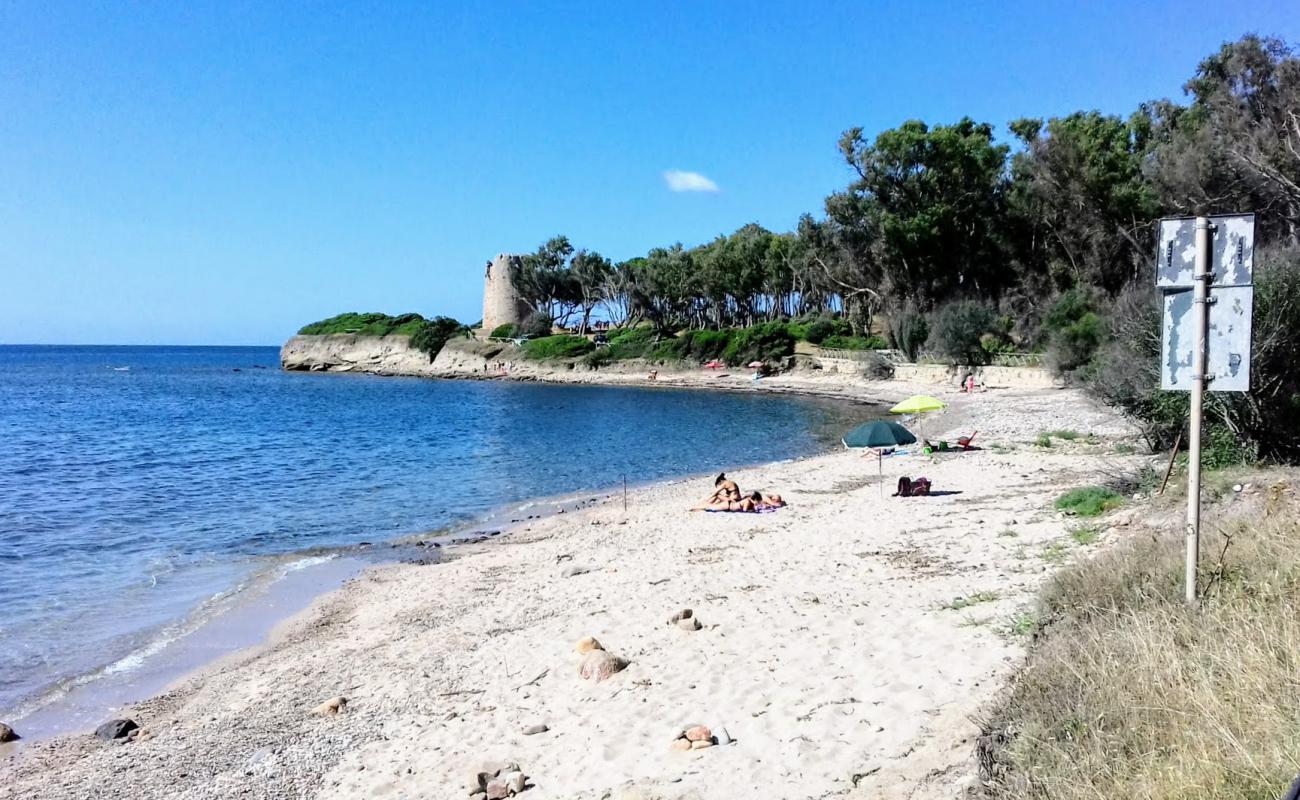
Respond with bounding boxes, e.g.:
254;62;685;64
482;254;531;336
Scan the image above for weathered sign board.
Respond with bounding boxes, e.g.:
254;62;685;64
1157;213;1255;288
1160;285;1253;391
1157;214;1255;392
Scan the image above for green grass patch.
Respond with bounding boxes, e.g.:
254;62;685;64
1034;434;1053;448
521;335;595;360
1054;486;1124;517
1008;611;1039;637
1045;429;1080;441
942;591;1001;611
998;528;1019;538
1069;525;1101;545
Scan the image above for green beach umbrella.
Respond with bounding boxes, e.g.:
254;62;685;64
889;395;946;414
842;419;917;449
843;420;917;496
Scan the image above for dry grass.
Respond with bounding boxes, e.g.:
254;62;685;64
977;478;1300;799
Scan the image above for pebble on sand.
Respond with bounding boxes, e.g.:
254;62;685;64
469;760;529;797
684;725;712;742
94;719;139;741
522;723;549;736
667;609;693;625
0;722;18;743
312;696;348;716
579;649;630;682
575;636;603;654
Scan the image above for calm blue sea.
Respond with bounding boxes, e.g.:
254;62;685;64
0;345;867;721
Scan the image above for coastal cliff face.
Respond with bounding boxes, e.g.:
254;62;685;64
281;335;517;378
281;334;441;376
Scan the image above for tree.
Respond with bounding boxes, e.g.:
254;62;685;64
831;118;1009;307
1006;111;1161;293
1146;36;1300;246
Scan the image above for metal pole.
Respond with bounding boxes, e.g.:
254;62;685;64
1185;217;1213;606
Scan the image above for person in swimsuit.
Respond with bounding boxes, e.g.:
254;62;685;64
705;472;741;504
691;491;786;512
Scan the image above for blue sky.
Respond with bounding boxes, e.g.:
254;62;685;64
2;2;1298;345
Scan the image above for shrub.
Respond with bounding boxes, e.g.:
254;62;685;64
888;305;930;362
1054;486;1123;517
521;335;594;360
821;334;887;351
299;312;427;337
1043;287;1105;376
408;316;468;361
582;348;615;368
722;322;796;366
926;301;998;365
802;317;841;344
520;311;554;338
686;329;735;361
605;327;660;360
862;351;895;379
1090;245;1300;462
489;323;518;339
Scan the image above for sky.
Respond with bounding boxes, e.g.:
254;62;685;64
2;1;1298;345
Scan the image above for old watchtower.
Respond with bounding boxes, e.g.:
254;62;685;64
482;254;531;336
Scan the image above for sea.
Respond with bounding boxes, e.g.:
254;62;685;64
0;345;871;736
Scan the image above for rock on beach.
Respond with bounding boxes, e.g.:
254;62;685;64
94;719;138;741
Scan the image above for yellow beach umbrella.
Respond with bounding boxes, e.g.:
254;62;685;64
889;395;946;414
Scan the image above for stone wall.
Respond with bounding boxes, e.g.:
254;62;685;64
482;254;531;335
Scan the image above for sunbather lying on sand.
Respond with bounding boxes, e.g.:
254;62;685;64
691;491;786;512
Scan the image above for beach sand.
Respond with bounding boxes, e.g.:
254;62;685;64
0;387;1144;800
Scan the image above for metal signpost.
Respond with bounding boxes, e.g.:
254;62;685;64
1156;213;1254;605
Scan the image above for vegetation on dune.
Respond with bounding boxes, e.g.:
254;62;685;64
1054;486;1124;517
979;486;1300;799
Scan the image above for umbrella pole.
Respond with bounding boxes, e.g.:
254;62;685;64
879;450;883;498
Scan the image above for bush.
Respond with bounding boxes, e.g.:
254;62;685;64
821;334;887;351
408;316;468;361
888;305;929;362
802;317;845;344
299;312;427;337
521;335;594;360
683;329;734;361
582;348;615;368
489;323;518;339
1054;486;1123;517
1043;287;1105;376
520;311;554;338
926;301;998;365
862;351;895;379
605;327;661;360
1089;245;1300;462
722;322;796;366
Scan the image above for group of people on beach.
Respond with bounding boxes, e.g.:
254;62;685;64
691;472;786;512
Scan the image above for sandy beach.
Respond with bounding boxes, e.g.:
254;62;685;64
0;385;1144;800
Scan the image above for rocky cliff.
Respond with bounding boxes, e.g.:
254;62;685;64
281;335;516;377
281;334;440;376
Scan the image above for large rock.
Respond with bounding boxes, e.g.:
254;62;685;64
0;722;18;743
94;719;138;741
579;650;629;682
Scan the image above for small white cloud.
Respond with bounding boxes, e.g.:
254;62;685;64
663;169;719;193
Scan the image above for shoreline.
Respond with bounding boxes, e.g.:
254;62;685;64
0;385;1145;798
1;401;866;748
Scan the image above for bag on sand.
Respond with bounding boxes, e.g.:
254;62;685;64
895;476;932;497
